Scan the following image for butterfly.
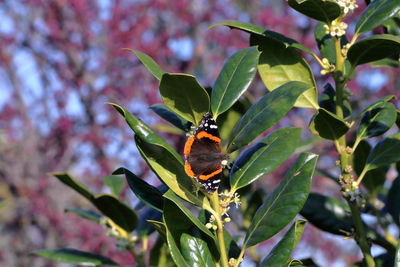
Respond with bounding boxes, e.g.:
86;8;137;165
183;113;228;193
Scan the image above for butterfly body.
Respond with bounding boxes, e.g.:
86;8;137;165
184;113;227;193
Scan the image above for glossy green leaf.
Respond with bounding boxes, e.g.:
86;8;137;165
230;127;301;190
366;133;400;170
358;95;396;118
300;193;353;235
371;57;400;68
314;22;336;64
52;173;94;201
242;189;265;229
32;248;118;266
353;141;386;196
347;34;400;66
160;73;210;126
228;81;311;152
309;108;350;140
180;232;216;267
93;194;137;232
123;49;164;80
211;47;260;118
113;167;164;211
355;0;400;36
148;220;167;241
223;230;241;259
210;20;313;55
387;176;400;226
245;153;317;247
103;175;124;196
260;220;306;267
163;190;214;239
150;237;175;267
135;136;211;210
165;228;188;267
109;103;182;162
357;102;396;139
251;34;318;109
150;104;189;131
288;0;341;23
64;207;102;223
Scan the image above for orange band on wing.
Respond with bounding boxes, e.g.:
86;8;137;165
184;136;195;156
198;167;222;181
196;131;221;143
184;162;195;177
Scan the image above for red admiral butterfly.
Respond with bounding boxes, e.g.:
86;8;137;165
184;113;228;193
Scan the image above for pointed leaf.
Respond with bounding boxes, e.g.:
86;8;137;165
245;153;318;247
64;207;102;223
260;220;307;267
355;0;400;35
135;136;212;210
114;167;164;211
136;207;162;236
150;104;189;131
211;47;260;118
160;73;210;126
123;49;164;80
300;193;354;235
366;133;400;170
230;127;301;190
52;173;94;201
228;81;311;152
357;102;396;139
103;175;124;196
163;190;214;239
93;194;137;232
209;20;267;35
251;34;318;109
387;176;400;226
288;0;341;23
309;108;350;140
150;237;175;267
148;220;167;241
347;34;400;67
32;248;118;266
109;103;182;162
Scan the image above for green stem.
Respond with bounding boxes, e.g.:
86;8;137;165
333;36;375;267
210;192;229;267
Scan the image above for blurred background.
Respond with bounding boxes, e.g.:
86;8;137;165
0;0;398;266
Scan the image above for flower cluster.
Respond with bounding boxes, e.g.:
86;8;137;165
324;20;348;37
336;0;358;14
320;58;335;75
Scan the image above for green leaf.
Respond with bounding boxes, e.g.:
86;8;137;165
135;136;212;210
150;104;189;131
300;193;353;235
64;207;102;223
32;248;118;266
163;199;216;267
148;220;167;241
250;34;318;109
387;176;400;226
223;229;241;259
136;207;162;236
160;73;210;126
230;127;302;190
163;190;214;239
244;153;318;247
260;220;306;267
347;34;400;67
355;0;400;36
52;173;94;201
210;20;313;55
242;189;265;229
123;49;164;80
228;81;311;152
371;57;400;68
103;175;124;196
288;0;341;23
366;133;400;171
353;141;386;196
211;47;260;118
113;167;164;211
395;238;400;266
357;102;397;139
180;232;216;267
150;237;175;267
109;103;182;163
309;108;350;140
93;194;138;232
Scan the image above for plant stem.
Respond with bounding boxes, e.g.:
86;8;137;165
210;192;229;267
333;36;375;267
